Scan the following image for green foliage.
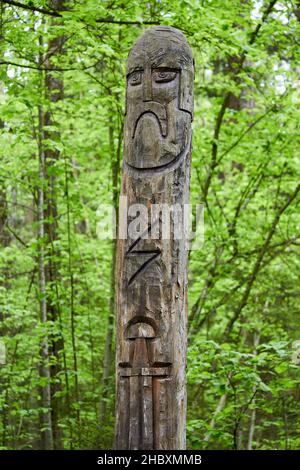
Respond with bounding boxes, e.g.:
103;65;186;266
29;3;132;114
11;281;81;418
0;0;299;450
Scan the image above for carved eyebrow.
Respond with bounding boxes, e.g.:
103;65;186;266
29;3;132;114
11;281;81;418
152;66;178;70
151;67;180;74
127;68;144;77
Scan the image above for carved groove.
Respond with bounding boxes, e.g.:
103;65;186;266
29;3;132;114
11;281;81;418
124;133;191;177
125;315;158;338
126;220;161;286
132;110;166;138
128;251;160;286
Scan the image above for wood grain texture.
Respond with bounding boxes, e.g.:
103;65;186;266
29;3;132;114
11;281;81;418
115;26;194;450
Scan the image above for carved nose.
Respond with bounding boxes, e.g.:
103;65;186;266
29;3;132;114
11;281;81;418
143;69;152;102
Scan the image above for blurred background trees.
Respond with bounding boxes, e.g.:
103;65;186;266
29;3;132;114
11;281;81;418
0;0;299;449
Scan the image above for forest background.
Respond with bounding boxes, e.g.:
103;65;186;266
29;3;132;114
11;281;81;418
0;0;299;450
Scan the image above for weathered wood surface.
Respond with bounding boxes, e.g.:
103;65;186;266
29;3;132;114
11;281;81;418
115;26;194;450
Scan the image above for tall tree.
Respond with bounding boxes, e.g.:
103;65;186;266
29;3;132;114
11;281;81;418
38;0;67;449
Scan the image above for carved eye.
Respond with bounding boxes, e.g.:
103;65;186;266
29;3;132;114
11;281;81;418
153;69;177;83
128;71;142;86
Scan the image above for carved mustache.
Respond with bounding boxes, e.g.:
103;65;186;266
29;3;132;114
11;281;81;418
130;102;167;139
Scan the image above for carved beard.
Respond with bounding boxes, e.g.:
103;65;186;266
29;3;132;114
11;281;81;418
125;99;191;171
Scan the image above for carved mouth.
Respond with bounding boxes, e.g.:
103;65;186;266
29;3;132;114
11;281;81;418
133;111;166;139
131;102;167;139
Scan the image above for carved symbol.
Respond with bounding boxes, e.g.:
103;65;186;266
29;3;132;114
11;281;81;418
119;316;171;450
120;316;172;371
127;318;155;368
126;221;161;286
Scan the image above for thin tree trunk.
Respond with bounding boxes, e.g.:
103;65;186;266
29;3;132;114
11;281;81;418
64;155;82;445
100;119;121;422
0;119;11;447
247;397;257;450
37;103;53;450
203;372;233;447
247;331;260;450
41;0;66;448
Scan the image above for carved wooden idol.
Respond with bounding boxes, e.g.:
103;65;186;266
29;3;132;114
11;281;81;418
115;26;194;450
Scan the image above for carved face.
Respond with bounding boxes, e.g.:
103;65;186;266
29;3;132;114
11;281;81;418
124;27;194;170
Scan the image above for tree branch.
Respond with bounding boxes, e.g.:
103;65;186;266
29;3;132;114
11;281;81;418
2;0;60;17
224;182;300;338
248;0;278;45
6;223;28;247
0;59;100;71
217;106;276;164
201;0;278;201
2;0;160;25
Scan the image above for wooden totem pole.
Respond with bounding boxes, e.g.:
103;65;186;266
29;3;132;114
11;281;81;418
116;26;194;450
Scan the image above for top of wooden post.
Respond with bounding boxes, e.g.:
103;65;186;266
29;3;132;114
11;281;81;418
124;26;194;173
